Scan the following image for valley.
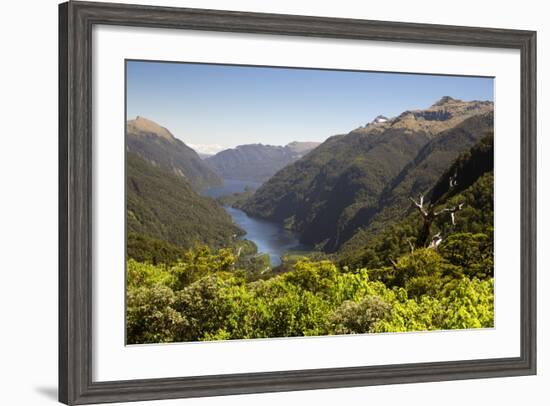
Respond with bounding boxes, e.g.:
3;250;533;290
201;178;310;266
125;95;495;344
224;206;310;266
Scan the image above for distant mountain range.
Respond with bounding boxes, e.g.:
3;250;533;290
239;97;494;252
205;141;320;183
127;116;221;190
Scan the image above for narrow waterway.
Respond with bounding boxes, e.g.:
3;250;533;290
202;179;309;266
201;179;262;199
224;206;310;266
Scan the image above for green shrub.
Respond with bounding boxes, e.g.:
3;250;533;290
126;251;494;344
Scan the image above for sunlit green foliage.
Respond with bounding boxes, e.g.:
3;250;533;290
328;296;391;334
126;284;184;343
126;247;494;344
127;258;176;290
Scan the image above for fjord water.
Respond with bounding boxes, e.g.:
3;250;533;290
224;206;310;266
201;179;262;199
202;179;309;266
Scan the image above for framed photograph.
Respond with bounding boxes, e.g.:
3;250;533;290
59;1;536;404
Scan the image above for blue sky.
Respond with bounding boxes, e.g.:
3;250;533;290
126;60;494;154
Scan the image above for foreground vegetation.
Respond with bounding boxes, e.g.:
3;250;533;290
127;243;493;344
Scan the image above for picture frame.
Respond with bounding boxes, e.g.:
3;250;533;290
59;1;537;404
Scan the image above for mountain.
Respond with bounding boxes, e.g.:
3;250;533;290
126;152;242;253
428;133;494;205
127;116;221;189
205;142;320;183
342;111;494;248
338;134;494;269
367;115;389;125
240;97;493;252
286;141;322;155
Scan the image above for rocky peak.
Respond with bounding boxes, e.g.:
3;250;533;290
127;116;176;141
413;110;453;122
372;115;389;124
352;97;492;138
431;96;462;107
391;97;493;136
359;115;391;132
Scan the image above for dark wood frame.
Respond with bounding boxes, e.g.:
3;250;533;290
59;1;537;404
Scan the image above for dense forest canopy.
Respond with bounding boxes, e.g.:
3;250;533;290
127;152;242;254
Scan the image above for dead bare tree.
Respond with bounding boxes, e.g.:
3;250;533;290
409;173;464;248
428;232;443;249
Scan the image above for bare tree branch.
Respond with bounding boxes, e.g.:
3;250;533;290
409;194;429;217
428;232;443;249
434;202;465;225
409;187;465;247
449;170;459;189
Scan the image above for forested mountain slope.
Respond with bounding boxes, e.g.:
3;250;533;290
126;152;242;252
351;111;494;245
240;127;429;249
240;97;493;252
339;134;494;269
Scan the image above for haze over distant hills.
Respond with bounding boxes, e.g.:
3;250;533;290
205;141;320;183
240;97;494;251
126;116;221;190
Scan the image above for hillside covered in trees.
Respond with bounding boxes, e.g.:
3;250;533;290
126;97;495;344
240;97;493;252
126;152;243;263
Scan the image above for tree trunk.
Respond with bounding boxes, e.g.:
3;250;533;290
417;217;433;247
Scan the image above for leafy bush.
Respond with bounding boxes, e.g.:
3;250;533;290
126;247;494;344
126;284;184;344
329;296;392;334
